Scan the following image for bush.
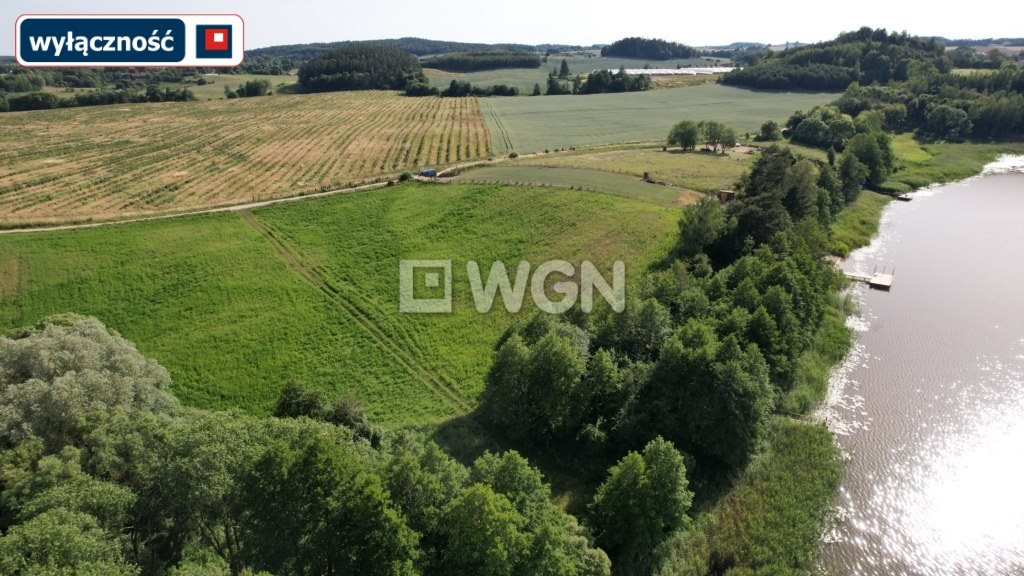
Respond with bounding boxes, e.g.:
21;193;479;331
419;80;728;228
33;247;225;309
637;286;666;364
398;171;413;181
508;152;518;159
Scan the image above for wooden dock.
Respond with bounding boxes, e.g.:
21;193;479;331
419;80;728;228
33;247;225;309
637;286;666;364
844;266;895;290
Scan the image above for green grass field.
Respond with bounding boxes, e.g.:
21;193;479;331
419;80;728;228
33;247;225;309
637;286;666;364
0;182;678;426
425;53;725;93
881;133;1024;193
163;73;299;100
480;85;839;154
450;165;695;205
511;147;756;192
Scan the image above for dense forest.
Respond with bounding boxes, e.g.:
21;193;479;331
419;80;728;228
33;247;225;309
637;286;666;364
423;51;541;72
723;27;953;90
298;45;423;92
723;27;1024;141
600;37;699;60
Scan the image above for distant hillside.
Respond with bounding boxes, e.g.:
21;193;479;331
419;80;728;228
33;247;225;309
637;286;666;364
600;37;699;60
249;37;543;61
242;38;579;74
928;37;1024;47
723;27;951;91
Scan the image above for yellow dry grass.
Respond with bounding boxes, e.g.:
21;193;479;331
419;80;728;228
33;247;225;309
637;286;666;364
0;91;490;226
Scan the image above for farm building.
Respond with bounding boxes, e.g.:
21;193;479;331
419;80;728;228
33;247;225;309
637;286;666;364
718;189;736;203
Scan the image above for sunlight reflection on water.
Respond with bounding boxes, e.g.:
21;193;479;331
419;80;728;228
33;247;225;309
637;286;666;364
820;158;1024;575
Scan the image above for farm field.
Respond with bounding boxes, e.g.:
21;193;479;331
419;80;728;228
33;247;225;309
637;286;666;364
450;165;696;205
425;53;726;93
480;84;839;154
511;146;756;192
0;182;679;425
0;91;488;226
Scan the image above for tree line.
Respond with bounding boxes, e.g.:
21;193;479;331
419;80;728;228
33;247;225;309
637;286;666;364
478;125;868;571
723;27;952;91
298;44;422;92
600;37;699;60
0;85;195;112
424;51;541;72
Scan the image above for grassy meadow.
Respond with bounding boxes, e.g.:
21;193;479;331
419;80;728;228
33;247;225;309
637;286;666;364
425;53;726;93
511;146;756;192
0;182;679;425
450;165;696;205
0;91;489;226
881;133;1024;193
162;73;299;100
480;85;838;154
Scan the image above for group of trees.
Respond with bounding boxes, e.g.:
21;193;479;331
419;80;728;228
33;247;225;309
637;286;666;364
600;37;699;60
223;79;272;99
723;27;952;91
439;80;519;97
479;137;866;571
578;68;653;94
424;51;541;72
543;67;652;96
1;85;195;112
0;315;610;576
298;44;422;92
667;120;737;152
947;46;1015;69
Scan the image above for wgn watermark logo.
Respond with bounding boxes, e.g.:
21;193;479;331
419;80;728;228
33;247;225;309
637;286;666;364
15;15;244;67
400;260;626;314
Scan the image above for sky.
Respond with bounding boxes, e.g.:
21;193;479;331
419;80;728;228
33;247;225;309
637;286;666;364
4;0;1024;52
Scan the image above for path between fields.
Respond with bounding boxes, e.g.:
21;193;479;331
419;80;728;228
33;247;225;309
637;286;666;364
235;210;474;415
0;145;639;234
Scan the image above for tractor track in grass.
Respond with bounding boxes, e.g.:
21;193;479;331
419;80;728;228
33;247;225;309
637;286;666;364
236;209;474;414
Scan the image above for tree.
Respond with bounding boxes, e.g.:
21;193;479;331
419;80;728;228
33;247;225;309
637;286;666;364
440;484;526;576
532;83;542;96
838;153;868;204
0;509;137;576
273;381;326;419
239;433;418;575
667;120;700;151
782;159;820;220
924;104;973;140
699;120;734;153
589;437;692;571
559;59;570;79
846;132;893;187
758;120;781;141
0;314;178;451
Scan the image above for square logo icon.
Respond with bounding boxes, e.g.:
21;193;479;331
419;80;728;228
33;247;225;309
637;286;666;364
196;25;232;58
399;260;452;314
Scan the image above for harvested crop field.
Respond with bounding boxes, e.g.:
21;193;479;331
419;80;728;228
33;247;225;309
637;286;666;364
0;91;490;226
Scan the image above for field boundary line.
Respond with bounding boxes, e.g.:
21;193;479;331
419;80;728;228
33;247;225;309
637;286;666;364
0;180;394;235
235;210;473;414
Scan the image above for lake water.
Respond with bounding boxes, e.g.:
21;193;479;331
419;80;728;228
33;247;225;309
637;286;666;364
819;158;1024;575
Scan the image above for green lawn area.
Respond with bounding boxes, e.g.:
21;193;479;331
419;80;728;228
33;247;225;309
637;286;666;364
480;85;839;154
511;146;756;193
0;182;678;427
451;165;694;205
425;53;725;94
